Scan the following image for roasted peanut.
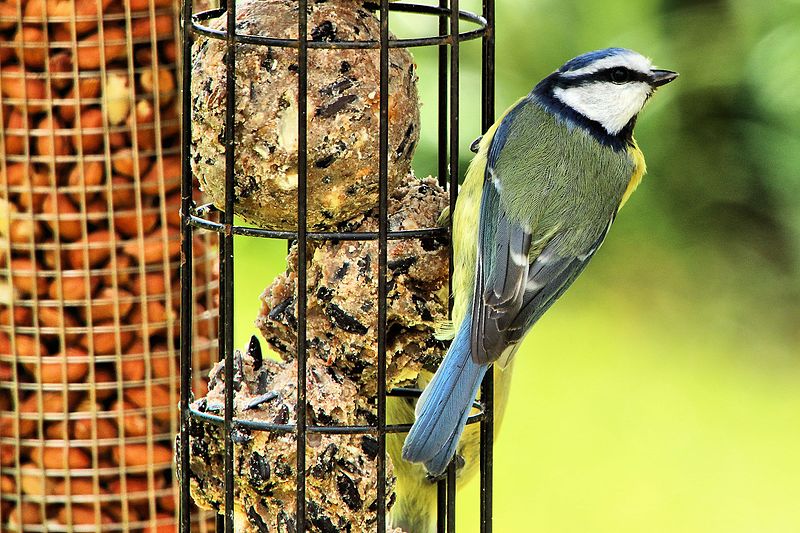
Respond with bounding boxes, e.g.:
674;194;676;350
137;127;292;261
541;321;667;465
38;306;81;342
125;385;173;424
14;26;47;68
52;477;101;496
7;502;42;528
42;193;83;241
141;154;180;195
49;272;101;301
67;160;105;202
112;148;152;177
120;339;145;381
114;205;159;238
20;463;55;496
92;366;116;401
74;107;104;153
83;286;134;321
112;442;172;467
9;258;49;296
68;229;113;269
77;26;126;69
140;66;176;106
31;347;89;383
56;505;114;526
111;399;147;437
79;320;134;355
0;305;33;327
108;175;136;208
0;66;46;112
30;445;91;469
35;115;71;158
4;108;31;154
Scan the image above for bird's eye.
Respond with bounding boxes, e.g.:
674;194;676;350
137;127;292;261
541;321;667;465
610;68;630;84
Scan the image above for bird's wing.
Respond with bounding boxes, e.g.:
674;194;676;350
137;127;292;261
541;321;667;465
469;99;614;365
471;199;611;365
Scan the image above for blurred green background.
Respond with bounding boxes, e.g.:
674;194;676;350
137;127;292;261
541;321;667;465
232;0;800;530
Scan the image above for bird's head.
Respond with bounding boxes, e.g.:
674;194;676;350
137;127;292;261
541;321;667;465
534;48;678;138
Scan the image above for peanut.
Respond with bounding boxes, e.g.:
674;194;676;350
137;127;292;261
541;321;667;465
128;99;156;150
114;205;159;238
39;306;81;342
74;107;104;153
35;115;71;158
77;26;126;69
42;192;83;241
9;257;49;296
30;445;91;469
20;463;55;495
53;477;101;496
83;286;134;321
68;229;113;269
56;505;114;526
125;384;173;424
7;502;42;528
140;66;176;106
15;167;50;212
0;66;46;112
32;347;89;383
123;226;180;264
8;218;44;244
108;175;136;208
67;160;105;202
141;154;180;195
165;191;181;227
131;14;173;39
73;414;118;442
112;148;152;177
92;366;116;401
0;305;33;327
105;72;130;126
111;399;148;437
120;339;145;381
144;514;176;533
112;442;172;467
102;252;134;286
48;271;101;300
49;52;72;91
79;320;135;355
4;108;31;154
14;26;47;69
60;76;102;123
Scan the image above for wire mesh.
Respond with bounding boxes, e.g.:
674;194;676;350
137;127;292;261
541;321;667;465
0;2;217;531
180;0;495;531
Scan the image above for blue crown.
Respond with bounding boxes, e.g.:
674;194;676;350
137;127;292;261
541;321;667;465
558;48;633;73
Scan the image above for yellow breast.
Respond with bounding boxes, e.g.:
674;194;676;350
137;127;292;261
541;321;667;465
619;138;647;210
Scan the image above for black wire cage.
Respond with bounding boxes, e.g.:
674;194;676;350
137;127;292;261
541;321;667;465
178;0;496;530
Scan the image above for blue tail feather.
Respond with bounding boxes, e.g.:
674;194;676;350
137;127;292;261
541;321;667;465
402;320;488;475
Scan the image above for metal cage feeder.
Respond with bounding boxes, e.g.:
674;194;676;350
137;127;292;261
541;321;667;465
179;0;496;530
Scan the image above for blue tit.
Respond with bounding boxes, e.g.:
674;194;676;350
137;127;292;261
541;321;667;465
400;48;678;485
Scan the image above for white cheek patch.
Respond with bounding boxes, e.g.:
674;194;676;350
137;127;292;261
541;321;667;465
553;82;651;135
562;53;652;78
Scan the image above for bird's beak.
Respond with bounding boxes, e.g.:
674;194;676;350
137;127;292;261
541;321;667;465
650;69;679;87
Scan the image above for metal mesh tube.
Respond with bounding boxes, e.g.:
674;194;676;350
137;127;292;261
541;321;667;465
0;2;217;531
180;2;494;531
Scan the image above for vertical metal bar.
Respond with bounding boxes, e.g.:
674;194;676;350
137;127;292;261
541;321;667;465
376;0;389;531
437;481;447;533
223;0;237;531
180;0;195;530
296;0;309;530
436;0;451;529
437;0;448;189
446;1;460;530
480;0;496;531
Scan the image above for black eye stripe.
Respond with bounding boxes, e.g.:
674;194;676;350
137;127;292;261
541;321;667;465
555;67;651;88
